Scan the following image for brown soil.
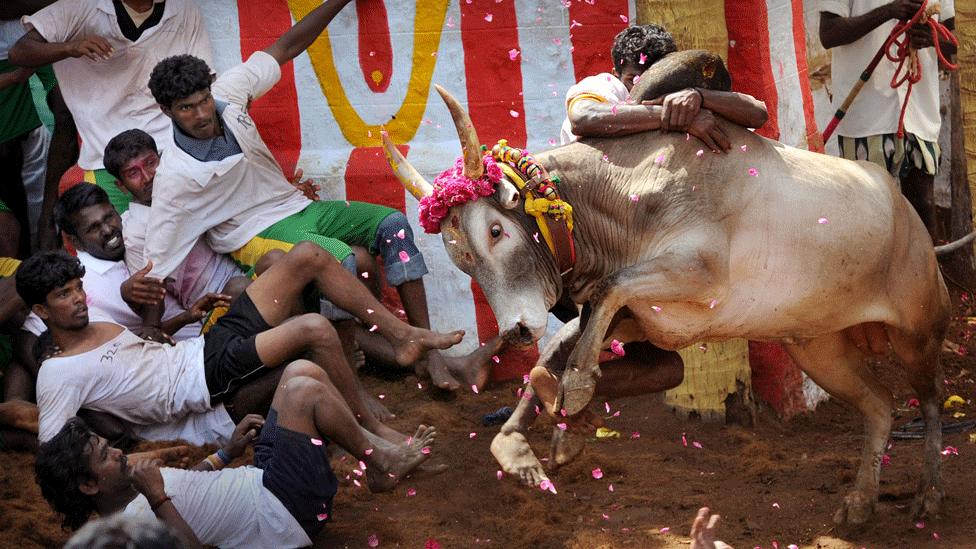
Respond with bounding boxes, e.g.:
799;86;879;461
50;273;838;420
3;328;976;549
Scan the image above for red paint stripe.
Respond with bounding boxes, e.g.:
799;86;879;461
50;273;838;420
791;0;823;152
236;0;302;176
460;0;537;378
567;0;630;82
356;0;394;93
725;0;780;140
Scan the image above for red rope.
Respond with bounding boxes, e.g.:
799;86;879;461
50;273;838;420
881;0;957;137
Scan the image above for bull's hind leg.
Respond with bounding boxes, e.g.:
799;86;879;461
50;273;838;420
887;323;946;520
782;331;893;528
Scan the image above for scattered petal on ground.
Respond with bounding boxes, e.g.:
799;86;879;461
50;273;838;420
696;149;704;157
368;534;380;547
407;488;417;497
496;470;504;480
659;527;670;533
592;467;604;479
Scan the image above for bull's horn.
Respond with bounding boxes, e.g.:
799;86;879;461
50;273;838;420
381;129;433;199
435;84;484;180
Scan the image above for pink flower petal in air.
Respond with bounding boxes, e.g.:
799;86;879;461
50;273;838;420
748;167;759;177
552;38;562;46
639;53;648;65
396;229;406;239
509;110;519;118
471;384;479;394
681;433;688;447
692;441;703;449
548;138;557;146
368;534;380;547
818;217;829;225
610;339;626;356
353;479;361;487
353;469;363;477
523;373;531;384
659;527;670;533
631;431;641;439
421;447;431;455
361;272;369;279
619;14;629;23
311;438;323;446
740;144;748;152
608;484;614;492
557;423;568;431
484;13;493;22
364;448;374;455
469;432;477;439
570;19;581;29
651;305;662;312
605;402;611;413
492;355;500;363
592;467;604;479
772;502;781;509
407;488;417;496
696;149;704;157
399;251;411;263
941;446;959;456
916;521;926;529
508;48;520;61
369;324;378;332
629;193;639;202
532;232;540;242
317;513;329;521
602;154;609;162
366;308;374;314
709;299;717;309
496;470;504;480
632;74;641;85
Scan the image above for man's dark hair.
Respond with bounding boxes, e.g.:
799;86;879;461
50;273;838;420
148;54;212;107
15;251;86;308
54;184;111;237
35;417;97;531
611;24;677;73
104;130;158;179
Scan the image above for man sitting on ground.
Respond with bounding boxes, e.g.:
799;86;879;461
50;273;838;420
18;246;462;446
53;184;220;341
36;361;438;547
144;0;485;391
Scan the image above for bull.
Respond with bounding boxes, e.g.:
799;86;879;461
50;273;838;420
381;82;950;527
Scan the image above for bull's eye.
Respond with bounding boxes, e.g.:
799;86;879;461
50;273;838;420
490;223;503;239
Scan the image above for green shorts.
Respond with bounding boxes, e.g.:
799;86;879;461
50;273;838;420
82;168;131;214
229;200;395;273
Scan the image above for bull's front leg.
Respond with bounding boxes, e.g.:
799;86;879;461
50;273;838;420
491;317;582;486
556;250;719;415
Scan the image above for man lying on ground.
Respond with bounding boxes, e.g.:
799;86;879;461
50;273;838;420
144;0;486;391
37;360;437;548
18;245;462;446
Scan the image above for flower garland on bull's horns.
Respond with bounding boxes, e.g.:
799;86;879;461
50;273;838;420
419;155;503;234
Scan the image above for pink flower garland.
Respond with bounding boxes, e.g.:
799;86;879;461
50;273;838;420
419;155;503;233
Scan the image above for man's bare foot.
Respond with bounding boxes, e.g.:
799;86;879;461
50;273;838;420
490;428;548;486
390;327;464;367
362;389;396;422
129;445;191;468
422;351;461;390
445;337;504;391
365;425;436;492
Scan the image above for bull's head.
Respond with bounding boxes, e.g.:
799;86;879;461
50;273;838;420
382;86;561;347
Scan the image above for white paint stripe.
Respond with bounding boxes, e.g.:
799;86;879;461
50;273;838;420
765;0;807;148
197;0;241;70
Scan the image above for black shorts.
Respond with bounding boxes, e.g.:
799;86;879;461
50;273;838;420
255;408;338;539
202;291;271;403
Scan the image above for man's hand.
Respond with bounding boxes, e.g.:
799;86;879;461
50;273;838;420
686;109;731;153
66;36;114;61
223;414;264;460
129;457;167;502
651;88;703;132
289;169;321;201
121;262;166;307
886;0;923;21
137;325;175;345
908;23;934;49
185;293;232;322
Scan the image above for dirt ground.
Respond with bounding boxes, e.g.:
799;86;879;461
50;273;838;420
3;322;976;549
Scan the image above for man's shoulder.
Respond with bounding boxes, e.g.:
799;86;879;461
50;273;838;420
566;73;628;103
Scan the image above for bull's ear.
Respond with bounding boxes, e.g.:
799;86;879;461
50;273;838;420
497;179;520;210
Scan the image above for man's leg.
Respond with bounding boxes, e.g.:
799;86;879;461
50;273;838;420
0;135;30;257
269;360;435;492
900;167;936;237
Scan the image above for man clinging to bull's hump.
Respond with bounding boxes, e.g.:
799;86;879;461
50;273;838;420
559;24;768;150
523;23;771;453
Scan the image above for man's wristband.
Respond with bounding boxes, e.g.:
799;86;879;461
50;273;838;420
216;448;231;465
204;453;225;470
149;495;172;511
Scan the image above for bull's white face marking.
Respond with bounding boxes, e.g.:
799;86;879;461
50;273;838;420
441;196;551;342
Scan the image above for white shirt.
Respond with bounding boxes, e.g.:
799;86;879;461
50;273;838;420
559;73;631;145
0;19;26;59
23;0;213;170
77;251;200;341
124;467;311;548
821;0;953;142
146;51;309;278
123;203;243;309
35;325;233;444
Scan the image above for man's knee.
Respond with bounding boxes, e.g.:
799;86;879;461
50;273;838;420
280;374;326;407
292;313;339;344
282;359;327;384
288;241;340;272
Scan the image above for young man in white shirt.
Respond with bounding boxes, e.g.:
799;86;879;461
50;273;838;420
35;368;439;548
145;0;482;391
560;24;768;148
17;248;462;445
10;0;213;214
819;0;955;235
52;183;216;342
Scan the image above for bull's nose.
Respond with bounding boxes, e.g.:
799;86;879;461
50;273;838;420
516;322;533;341
503;321;536;348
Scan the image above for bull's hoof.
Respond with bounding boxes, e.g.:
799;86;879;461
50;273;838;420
911;484;944;520
556;363;600;416
548;427;586;470
832;490;875;529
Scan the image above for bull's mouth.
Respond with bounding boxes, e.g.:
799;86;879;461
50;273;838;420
502;322;538;348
